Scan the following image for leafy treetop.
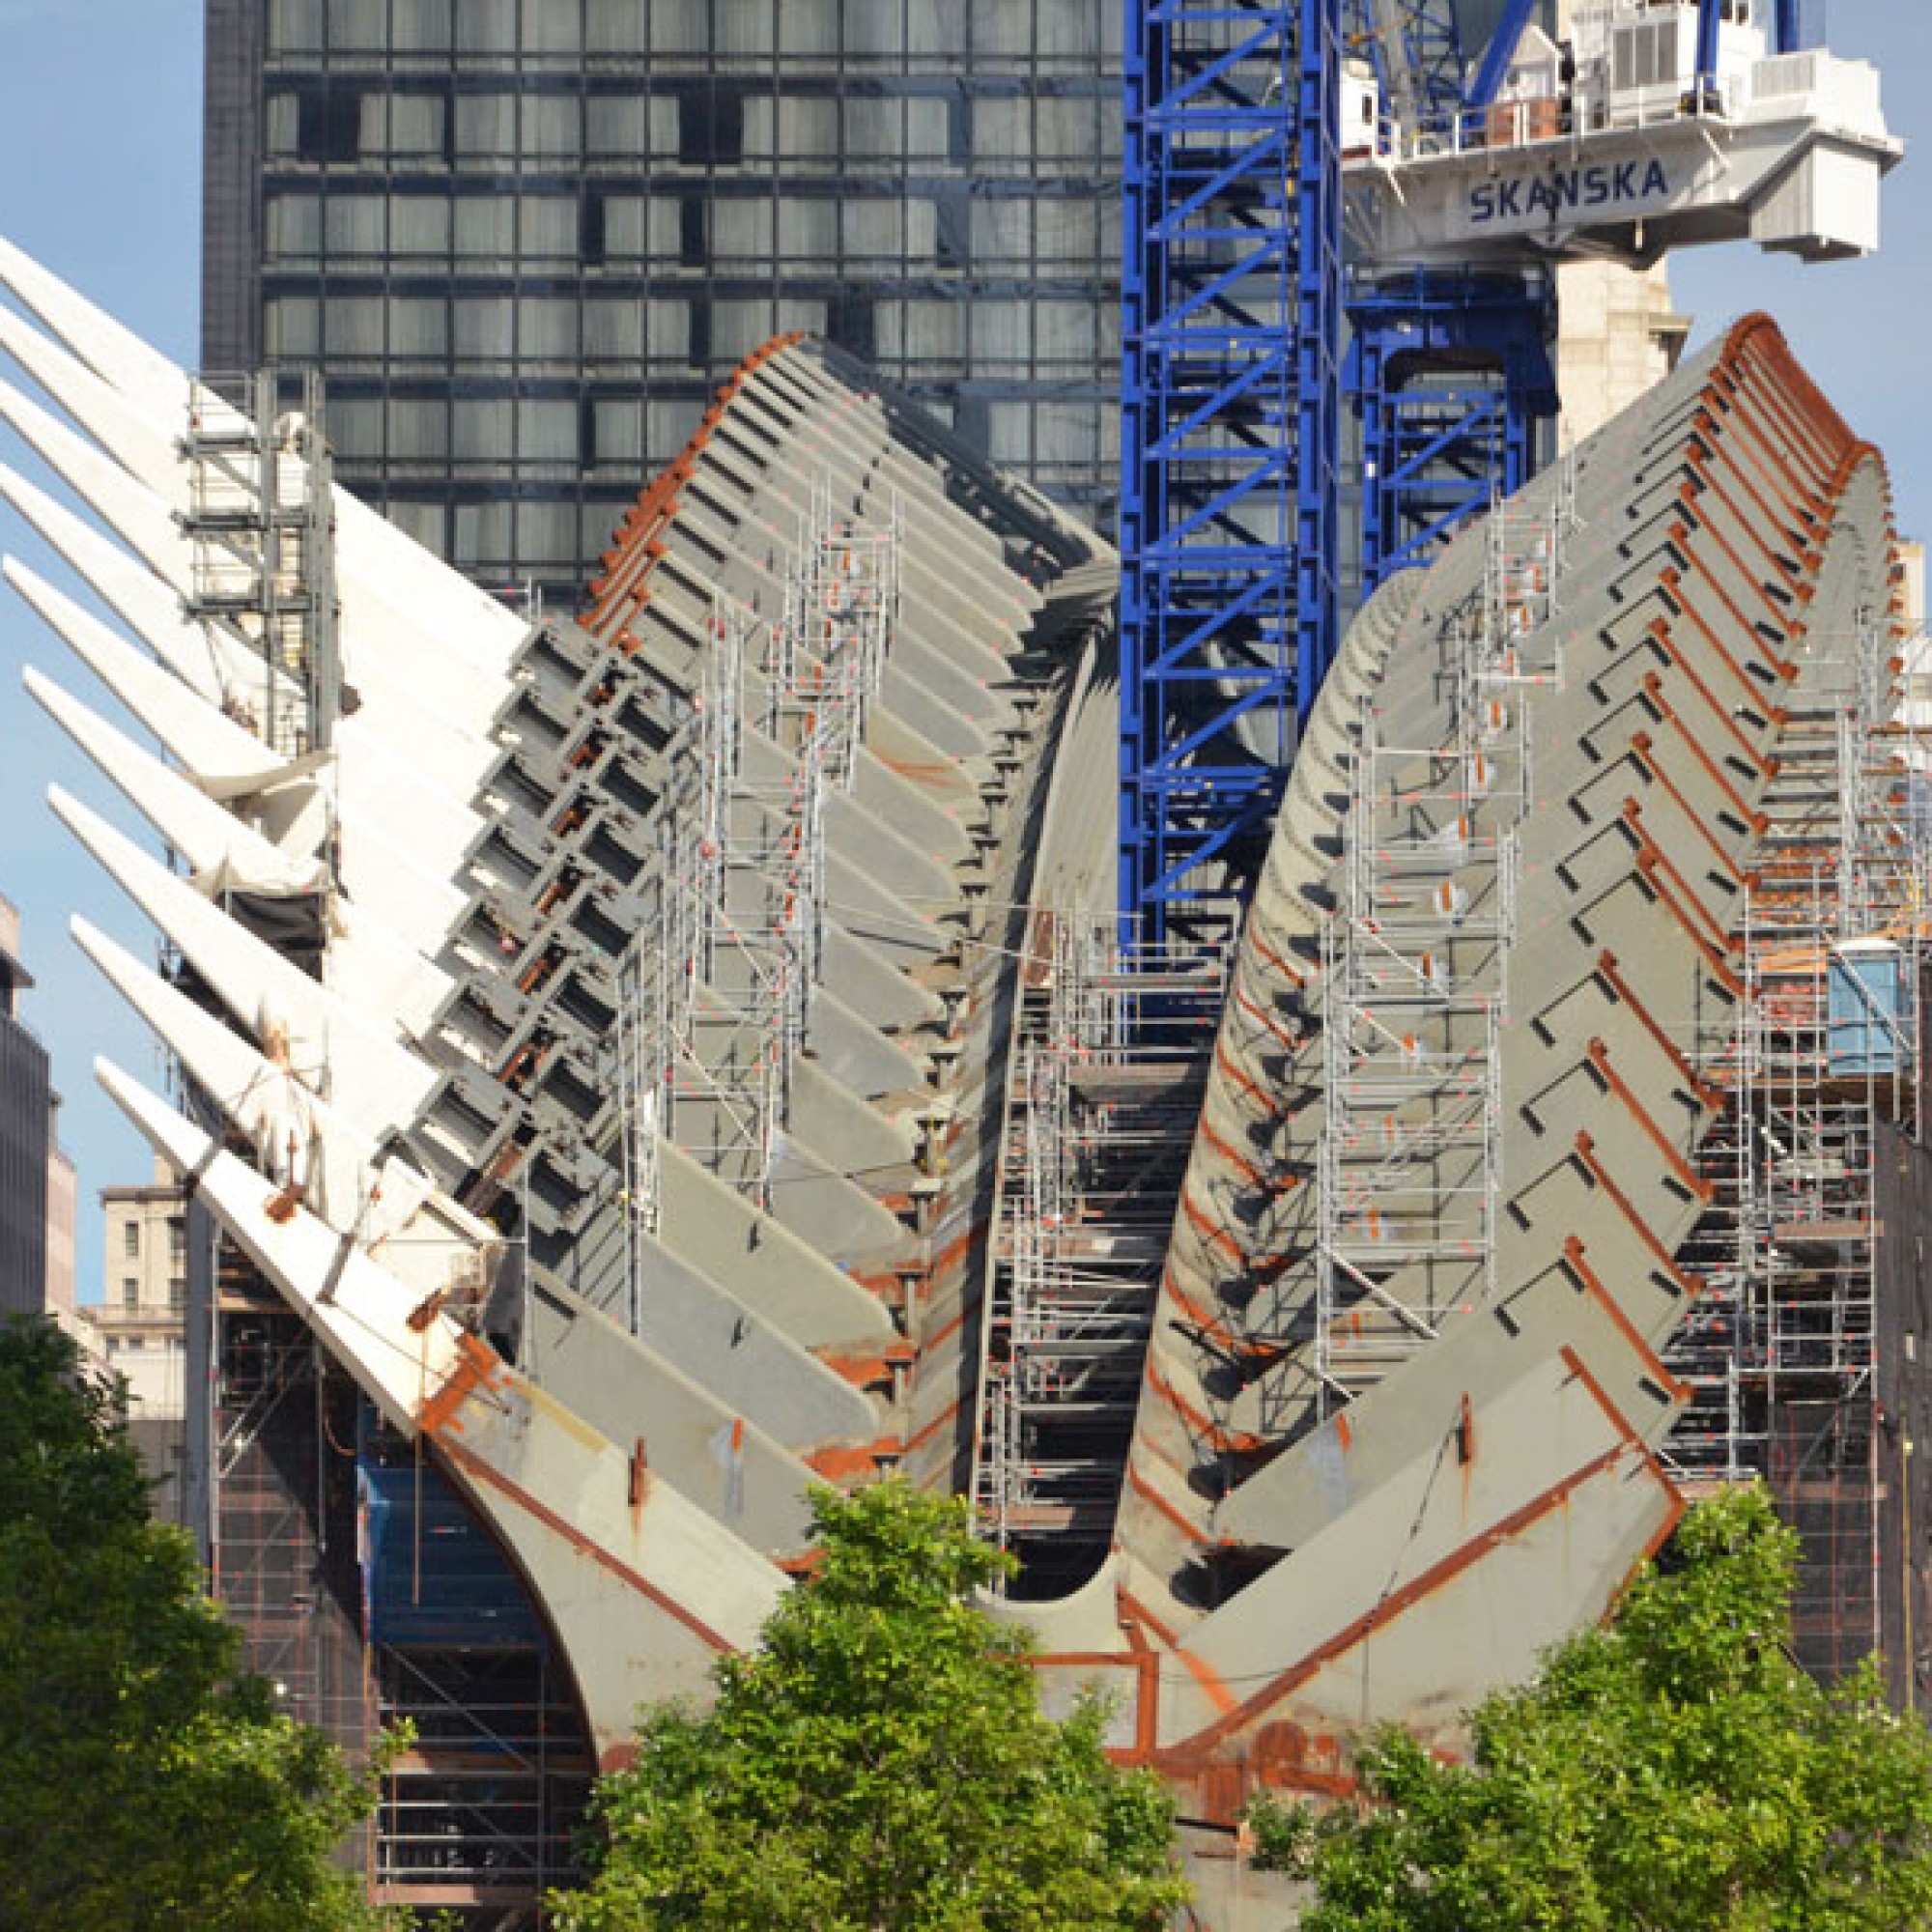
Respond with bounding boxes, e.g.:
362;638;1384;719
1252;1484;1932;1932
556;1478;1190;1932
0;1316;393;1932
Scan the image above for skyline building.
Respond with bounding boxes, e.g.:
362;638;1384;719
0;895;72;1321
202;0;1123;604
81;1157;191;1521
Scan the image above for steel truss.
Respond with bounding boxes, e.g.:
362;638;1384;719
1347;268;1558;600
1121;0;1343;944
1351;0;1466;129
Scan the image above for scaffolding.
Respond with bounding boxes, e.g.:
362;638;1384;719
209;1258;368;1748
1667;611;1928;1680
615;484;899;1297
1312;465;1571;1411
371;1645;585;1926
977;910;1224;1595
182;370;341;757
178;366;364;1755
360;1435;589;1924
179;371;584;1926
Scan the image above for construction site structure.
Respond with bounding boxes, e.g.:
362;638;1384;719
1346;3;1900;269
3;222;1930;1928
1310;458;1573;1416
1120;0;1900;939
187;366;593;1917
180;367;340;758
974;910;1223;1597
1665;611;1932;1690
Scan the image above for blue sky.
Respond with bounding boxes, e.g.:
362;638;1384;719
0;2;1925;1300
0;0;204;1299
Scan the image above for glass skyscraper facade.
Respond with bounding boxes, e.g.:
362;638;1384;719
204;0;1123;604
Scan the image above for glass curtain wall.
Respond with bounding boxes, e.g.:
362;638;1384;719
217;0;1123;603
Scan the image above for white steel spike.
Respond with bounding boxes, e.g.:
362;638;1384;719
49;783;439;1137
328;637;506;775
31;668;453;1036
330;493;525;675
0;307;502;770
0;363;511;747
24;666;322;895
331;729;491;897
0;379;192;588
0;301;185;496
326;814;470;964
0;468;502;847
3;526;498;939
4;557;280;783
95;1056;463;1434
0;233;195;411
0;468;296;715
245;763;469;965
0;235;523;661
322;897;458;1041
72;917;476;1281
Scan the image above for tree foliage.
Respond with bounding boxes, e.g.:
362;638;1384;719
1265;1485;1932;1931
557;1479;1188;1931
0;1316;391;1931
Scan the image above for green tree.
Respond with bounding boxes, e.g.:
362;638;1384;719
1266;1484;1932;1931
0;1316;392;1931
557;1479;1189;1931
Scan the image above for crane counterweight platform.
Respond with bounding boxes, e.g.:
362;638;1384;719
1346;6;1902;270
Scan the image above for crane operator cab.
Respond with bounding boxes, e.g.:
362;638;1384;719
1345;0;1902;270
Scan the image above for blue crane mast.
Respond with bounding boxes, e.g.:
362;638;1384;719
1118;0;1520;947
1119;0;1343;950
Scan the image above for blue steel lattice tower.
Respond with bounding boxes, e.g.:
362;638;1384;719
1120;0;1343;946
1119;0;1552;943
1119;2;1819;947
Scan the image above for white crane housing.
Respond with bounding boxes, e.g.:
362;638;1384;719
1346;0;1902;270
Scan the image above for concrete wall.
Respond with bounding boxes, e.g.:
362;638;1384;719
1554;260;1689;444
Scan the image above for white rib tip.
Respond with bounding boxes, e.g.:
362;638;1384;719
94;1056;201;1179
0;231;188;404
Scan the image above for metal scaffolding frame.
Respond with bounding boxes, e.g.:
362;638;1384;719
616;483;900;1293
361;1434;590;1923
179;372;583;1927
370;1644;584;1925
1313;461;1572;1410
1668;612;1928;1680
182;370;341;756
977;909;1223;1593
209;1270;368;1752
